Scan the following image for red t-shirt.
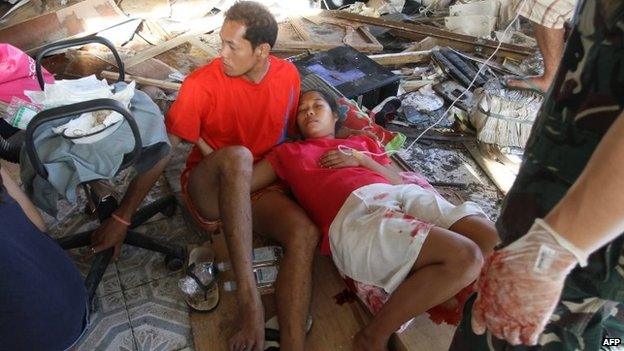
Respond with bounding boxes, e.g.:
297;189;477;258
166;56;300;172
265;135;392;255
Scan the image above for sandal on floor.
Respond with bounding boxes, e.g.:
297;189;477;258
501;76;545;95
178;245;220;312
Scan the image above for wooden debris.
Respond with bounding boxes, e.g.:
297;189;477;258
402;80;437;92
289;16;312;41
368;50;431;66
327;11;534;60
403;37;441;52
273;16;383;53
186;37;219;57
0;0;128;54
101;70;181;90
119;0;171;19
388;124;474;142
124;13;223;68
464;142;516;194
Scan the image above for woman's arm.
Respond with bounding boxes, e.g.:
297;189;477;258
357;153;403;185
1;166;47;232
197;137;214;157
251;159;278;193
319;150;403;185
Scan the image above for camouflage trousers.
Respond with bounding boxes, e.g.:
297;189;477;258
449;286;624;351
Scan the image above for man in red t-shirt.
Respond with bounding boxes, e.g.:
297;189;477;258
88;2;319;350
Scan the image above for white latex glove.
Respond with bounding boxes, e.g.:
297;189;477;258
471;218;588;345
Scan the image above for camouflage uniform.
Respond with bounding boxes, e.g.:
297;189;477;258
449;0;624;350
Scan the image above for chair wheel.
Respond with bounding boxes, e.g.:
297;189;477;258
165;254;184;271
160;202;177;217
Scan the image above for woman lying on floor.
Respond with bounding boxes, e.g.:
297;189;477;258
251;90;500;351
0;164;88;350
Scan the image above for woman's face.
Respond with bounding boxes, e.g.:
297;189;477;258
296;91;338;139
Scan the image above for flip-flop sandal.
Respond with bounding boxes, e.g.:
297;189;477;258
179;245;220;312
502;76;545;95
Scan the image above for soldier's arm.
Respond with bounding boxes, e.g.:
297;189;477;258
544;111;624;254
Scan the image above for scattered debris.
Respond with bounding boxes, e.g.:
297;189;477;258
101;70;181;91
470;80;543;148
0;0;129;54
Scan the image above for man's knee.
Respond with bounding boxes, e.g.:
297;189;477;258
217;146;253;177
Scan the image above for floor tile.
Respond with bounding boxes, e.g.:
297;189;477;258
76;292;136;351
68;247;123;297
125;274;192;351
117;215;199;290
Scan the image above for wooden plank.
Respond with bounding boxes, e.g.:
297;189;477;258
274;15;383;53
101;70;181;90
289;17;311;41
464;142;516;194
124;13;223;68
0;0;128;54
274;39;381;53
186;37;219;57
305;256;370;350
402;80;437;92
144;18;173;41
119;0;170;19
403;37;441;52
124;34;193;68
358;26;380;45
368;50;431;66
327;10;534;60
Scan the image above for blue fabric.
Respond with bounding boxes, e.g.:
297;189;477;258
0;189;87;351
20;82;171;215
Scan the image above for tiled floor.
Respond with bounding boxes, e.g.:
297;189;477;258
45;150;202;351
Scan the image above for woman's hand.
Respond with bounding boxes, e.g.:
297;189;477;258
319;149;361;169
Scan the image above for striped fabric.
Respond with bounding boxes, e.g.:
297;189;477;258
515;0;577;28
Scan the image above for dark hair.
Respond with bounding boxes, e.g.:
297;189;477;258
224;1;278;49
299;90;342;132
301;90;338;114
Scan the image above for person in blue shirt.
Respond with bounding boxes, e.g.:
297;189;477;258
0;164;88;351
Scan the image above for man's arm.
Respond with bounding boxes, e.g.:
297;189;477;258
90;133;182;258
545;112;624;253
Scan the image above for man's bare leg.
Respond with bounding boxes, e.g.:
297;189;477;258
187;146;264;351
352;227;484;351
507;22;566;93
252;191;320;351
